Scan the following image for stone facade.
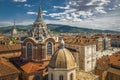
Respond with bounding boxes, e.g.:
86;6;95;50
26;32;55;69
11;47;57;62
111;39;120;47
66;44;96;72
21;37;58;62
48;68;76;80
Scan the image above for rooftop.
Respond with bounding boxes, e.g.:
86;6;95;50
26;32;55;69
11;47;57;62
11;58;49;74
0;44;21;53
0;43;21;53
77;70;99;80
0;58;19;77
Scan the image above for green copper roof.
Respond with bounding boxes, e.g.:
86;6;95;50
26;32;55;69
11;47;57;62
35;6;43;22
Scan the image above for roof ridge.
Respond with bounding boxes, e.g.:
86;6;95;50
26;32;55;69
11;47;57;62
63;48;67;68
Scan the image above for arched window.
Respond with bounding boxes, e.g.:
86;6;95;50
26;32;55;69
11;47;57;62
51;73;53;80
47;42;52;55
59;75;63;80
33;76;40;80
26;42;32;57
70;73;73;80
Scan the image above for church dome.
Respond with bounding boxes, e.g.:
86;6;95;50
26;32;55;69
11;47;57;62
49;40;76;69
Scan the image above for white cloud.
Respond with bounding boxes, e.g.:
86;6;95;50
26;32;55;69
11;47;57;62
53;5;70;9
0;19;34;27
48;12;65;17
43;10;48;13
44;12;120;31
26;12;37;15
24;4;34;7
95;7;107;14
17;19;34;25
48;0;120;22
0;13;120;31
13;0;27;2
0;21;13;27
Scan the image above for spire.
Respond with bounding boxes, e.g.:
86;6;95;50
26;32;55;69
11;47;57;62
11;19;17;37
35;5;43;22
60;39;65;48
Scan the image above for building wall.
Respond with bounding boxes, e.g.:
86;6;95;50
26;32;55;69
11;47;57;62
96;38;104;51
96;38;111;51
111;39;120;47
66;44;97;72
106;72;120;80
84;45;96;72
0;73;19;80
0;51;21;58
48;67;76;80
95;69;104;80
21;37;58;62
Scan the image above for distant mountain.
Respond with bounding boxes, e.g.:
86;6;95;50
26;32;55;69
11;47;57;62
0;24;119;34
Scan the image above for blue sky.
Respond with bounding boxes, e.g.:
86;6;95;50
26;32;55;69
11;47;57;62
0;0;120;31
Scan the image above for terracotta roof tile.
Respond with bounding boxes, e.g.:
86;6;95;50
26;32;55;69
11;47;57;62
96;53;120;70
0;58;19;77
21;62;43;74
96;56;109;70
20;61;49;74
109;54;120;67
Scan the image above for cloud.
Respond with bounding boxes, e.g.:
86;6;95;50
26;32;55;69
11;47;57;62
0;21;13;27
48;0;120;22
44;9;120;31
43;10;48;13
0;11;120;31
0;19;34;27
53;5;70;9
26;10;48;16
13;0;27;2
26;12;37;15
24;4;34;7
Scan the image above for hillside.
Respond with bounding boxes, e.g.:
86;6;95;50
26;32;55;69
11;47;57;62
0;24;119;34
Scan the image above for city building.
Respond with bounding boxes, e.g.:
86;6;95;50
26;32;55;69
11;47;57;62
0;43;21;58
0;2;120;80
48;40;77;80
95;52;120;80
65;36;97;72
11;6;59;80
110;34;120;47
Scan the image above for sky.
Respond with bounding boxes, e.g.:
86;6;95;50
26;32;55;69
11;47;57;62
0;0;120;31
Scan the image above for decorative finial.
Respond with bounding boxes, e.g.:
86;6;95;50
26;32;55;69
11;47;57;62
60;39;65;48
